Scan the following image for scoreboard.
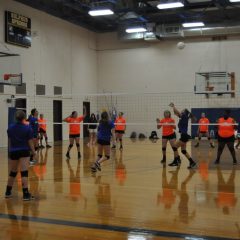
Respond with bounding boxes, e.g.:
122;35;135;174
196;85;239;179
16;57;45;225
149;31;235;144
5;11;31;48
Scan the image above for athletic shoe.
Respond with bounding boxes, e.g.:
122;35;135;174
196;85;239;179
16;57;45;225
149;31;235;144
177;157;181;165
95;162;101;171
46;144;52;148
66;152;70;159
111;145;116;150
233;160;237;165
120;146;123;151
194;143;199;148
91;167;97;173
23;193;35;201
39;145;45;149
210;143;215;148
214;159;220;165
30;160;36;166
78;152;81;159
5;192;12;199
168;160;179;167
187;161;197;169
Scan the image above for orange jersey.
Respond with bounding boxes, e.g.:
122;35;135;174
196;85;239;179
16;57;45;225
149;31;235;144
66;116;84;135
218;117;235;138
199;117;209;132
38;118;47;131
216;192;237;208
115;117;126;131
159;118;175;136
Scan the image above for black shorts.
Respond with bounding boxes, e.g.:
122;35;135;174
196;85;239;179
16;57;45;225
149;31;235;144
218;135;235;143
97;139;110;146
162;133;176;140
39;128;46;134
69;134;80;139
180;133;191;143
9;150;30;160
115;130;125;134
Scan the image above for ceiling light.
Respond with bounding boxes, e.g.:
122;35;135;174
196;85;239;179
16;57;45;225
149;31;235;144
88;9;114;16
126;27;147;33
182;22;205;28
229;0;240;2
157;1;184;9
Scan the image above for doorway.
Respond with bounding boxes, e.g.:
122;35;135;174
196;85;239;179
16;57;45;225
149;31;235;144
53;100;62;142
83;101;90;138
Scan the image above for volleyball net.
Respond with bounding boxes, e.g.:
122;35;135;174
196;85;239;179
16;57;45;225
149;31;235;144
21;91;240;140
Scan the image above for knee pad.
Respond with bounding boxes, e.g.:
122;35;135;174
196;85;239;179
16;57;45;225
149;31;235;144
21;171;28;178
181;150;187;155
69;144;73;148
172;147;177;152
45;137;48;141
76;143;80;147
198;137;201;140
40;137;43;140
98;154;103;158
162;147;166;151
9;171;17;178
208;137;210;140
35;147;38;151
106;156;110;160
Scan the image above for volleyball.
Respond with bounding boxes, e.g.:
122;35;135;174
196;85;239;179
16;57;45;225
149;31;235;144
177;41;185;49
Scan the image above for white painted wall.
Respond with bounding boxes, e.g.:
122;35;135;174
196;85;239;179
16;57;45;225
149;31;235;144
0;0;98;147
97;33;240;136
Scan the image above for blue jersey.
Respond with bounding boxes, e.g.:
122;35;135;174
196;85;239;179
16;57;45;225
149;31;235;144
8;123;33;152
28;115;39;137
97;121;115;142
178;112;190;134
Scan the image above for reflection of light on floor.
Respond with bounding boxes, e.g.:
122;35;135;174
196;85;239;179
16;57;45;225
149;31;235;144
128;231;152;240
185;237;205;240
195;184;207;203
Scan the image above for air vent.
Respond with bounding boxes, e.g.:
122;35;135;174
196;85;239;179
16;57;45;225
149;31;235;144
156;24;183;38
54;86;62;95
36;84;45;95
16;83;26;94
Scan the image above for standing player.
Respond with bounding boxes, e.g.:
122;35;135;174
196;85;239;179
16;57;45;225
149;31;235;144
194;113;214;148
112;112;126;150
88;113;98;146
5;110;37;200
38;114;51;149
156;110;179;164
91;111;115;173
28;108;39;165
168;103;197;169
214;110;237;165
63;111;85;159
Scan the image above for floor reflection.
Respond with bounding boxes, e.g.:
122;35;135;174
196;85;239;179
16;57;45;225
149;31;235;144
215;166;237;215
176;171;196;224
157;166;179;209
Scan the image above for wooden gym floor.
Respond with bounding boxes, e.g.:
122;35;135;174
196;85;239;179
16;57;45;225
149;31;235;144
0;139;239;240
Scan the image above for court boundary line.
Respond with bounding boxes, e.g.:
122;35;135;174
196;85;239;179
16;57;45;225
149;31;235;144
0;213;237;240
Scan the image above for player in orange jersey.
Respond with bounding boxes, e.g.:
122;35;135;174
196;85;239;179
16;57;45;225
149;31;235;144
38;114;51;149
157;110;179;164
215;110;237;165
63;110;85;159
112;112;126;150
195;113;214;148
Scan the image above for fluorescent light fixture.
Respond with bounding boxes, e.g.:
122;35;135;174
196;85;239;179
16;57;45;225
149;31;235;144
182;22;205;28
126;27;147;33
230;0;240;2
157;1;184;9
88;9;114;16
